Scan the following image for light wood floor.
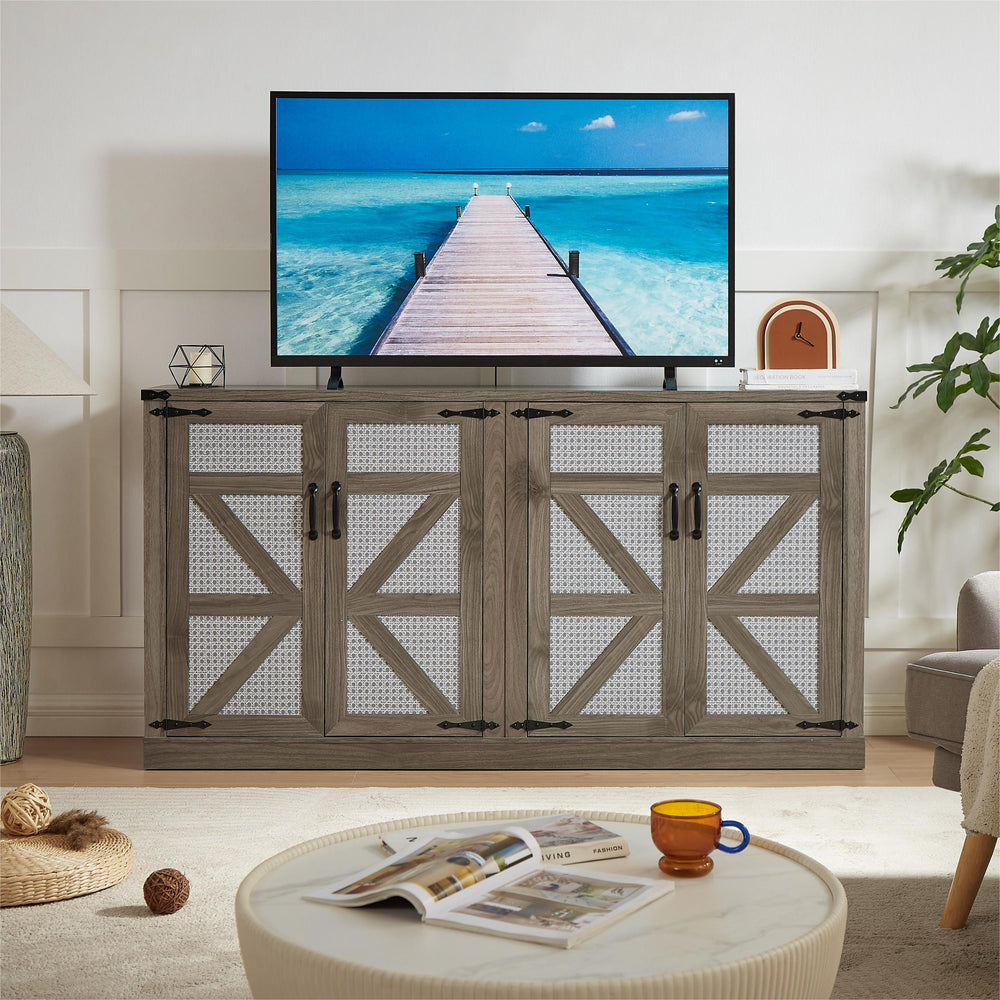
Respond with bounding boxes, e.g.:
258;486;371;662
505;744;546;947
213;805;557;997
1;736;935;788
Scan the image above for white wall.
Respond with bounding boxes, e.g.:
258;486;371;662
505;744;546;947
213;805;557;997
2;0;998;738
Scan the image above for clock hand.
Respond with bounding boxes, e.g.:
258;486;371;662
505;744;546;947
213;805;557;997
792;325;816;348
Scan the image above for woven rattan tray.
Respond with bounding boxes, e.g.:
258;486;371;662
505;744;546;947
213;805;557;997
0;828;133;906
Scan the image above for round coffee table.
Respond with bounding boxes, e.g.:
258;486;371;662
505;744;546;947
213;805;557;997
235;810;846;999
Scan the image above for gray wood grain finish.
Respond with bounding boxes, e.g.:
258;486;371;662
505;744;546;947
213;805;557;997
553;493;659;594
161;402;325;736
526;403;687;736
327;402;485;737
347;492;457;595
144;735;865;769
192;493;299;596
349;615;456;716
552;615;660;716
503;408;530;738
708;493;817;596
842;405;868;739
482;409;507;738
189;615;300;717
146;389;865;769
684;403;844;736
143;404;168;737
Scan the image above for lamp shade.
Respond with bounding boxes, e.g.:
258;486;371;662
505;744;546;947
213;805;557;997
0;305;95;397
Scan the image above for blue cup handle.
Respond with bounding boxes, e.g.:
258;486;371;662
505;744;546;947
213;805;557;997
717;819;750;853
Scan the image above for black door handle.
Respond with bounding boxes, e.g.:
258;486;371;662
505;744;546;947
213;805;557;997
307;482;318;540
692;482;703;540
331;481;342;539
667;483;680;540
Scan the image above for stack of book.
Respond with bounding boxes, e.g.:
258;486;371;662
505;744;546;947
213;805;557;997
740;368;859;391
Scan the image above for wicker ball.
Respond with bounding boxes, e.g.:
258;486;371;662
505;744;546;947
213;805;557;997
1;783;52;836
143;868;190;914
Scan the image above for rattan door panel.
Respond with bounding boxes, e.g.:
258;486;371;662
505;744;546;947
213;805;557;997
685;403;844;736
523;403;685;737
325;403;489;736
164;402;326;737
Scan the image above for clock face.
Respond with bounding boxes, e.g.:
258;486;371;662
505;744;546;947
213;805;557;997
757;299;838;369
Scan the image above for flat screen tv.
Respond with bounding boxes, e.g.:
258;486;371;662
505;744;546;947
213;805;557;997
271;92;734;371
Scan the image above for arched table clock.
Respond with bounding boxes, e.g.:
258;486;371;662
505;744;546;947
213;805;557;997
757;298;839;369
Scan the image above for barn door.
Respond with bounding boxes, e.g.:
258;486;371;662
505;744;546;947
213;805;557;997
521;403;686;738
164;403;326;737
685;403;846;736
325;402;491;737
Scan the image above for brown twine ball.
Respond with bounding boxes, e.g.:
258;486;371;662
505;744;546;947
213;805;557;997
143;868;190;914
0;783;52;836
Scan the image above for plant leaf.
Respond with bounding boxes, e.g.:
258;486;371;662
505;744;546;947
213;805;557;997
969;359;992;397
891;373;940;408
936;368;960;412
959;456;985;477
894;428;995;551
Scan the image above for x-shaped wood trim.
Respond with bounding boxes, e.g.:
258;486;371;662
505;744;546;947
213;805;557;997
193;494;300;597
349;492;458;596
349;615;456;716
552;615;660;716
709;614;816;717
553;494;660;595
189;614;300;717
708;493;817;597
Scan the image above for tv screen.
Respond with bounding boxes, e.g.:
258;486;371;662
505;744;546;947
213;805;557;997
271;92;734;369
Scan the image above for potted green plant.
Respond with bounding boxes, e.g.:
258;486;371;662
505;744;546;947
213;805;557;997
890;206;1000;551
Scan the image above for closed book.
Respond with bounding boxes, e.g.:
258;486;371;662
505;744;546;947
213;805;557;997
382;814;630;866
740;367;858;388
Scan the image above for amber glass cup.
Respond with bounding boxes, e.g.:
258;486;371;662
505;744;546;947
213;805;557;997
650;799;750;877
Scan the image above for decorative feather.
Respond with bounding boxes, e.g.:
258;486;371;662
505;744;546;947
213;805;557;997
44;809;109;850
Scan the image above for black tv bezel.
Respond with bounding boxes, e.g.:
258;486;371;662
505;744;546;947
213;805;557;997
270;90;735;370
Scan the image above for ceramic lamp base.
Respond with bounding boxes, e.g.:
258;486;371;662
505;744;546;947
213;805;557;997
0;432;31;763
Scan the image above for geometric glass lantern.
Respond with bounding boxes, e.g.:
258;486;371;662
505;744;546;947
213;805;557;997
169;345;225;387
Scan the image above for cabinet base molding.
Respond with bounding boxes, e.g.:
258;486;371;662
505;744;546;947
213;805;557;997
143;736;865;770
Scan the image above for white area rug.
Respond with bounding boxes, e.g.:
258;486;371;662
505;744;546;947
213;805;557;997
1;785;997;999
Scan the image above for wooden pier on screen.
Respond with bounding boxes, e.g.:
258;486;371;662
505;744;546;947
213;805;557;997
371;194;629;357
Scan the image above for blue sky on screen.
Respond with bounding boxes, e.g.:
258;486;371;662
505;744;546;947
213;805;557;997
275;96;729;170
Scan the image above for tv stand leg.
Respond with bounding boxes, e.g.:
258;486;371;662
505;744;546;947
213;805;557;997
327;366;344;390
662;366;677;391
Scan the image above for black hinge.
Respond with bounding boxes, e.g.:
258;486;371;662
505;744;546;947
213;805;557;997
796;719;858;731
149;406;213;418
510;719;573;731
438;408;501;419
798;408;860;420
837;390;868;402
149;718;212;731
510;408;574;420
437;719;500;731
140;389;172;401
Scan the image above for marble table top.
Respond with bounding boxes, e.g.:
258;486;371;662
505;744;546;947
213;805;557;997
243;813;839;985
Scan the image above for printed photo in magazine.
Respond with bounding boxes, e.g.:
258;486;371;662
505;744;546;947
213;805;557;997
304;824;670;948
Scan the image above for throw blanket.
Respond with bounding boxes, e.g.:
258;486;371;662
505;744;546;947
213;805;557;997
960;656;999;837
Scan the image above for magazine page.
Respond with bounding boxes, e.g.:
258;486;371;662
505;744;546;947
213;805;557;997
304;826;538;915
427;864;672;948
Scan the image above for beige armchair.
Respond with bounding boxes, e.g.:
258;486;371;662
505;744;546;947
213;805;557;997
905;571;999;928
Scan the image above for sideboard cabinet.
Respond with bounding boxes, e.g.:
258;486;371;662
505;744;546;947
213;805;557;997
143;387;866;769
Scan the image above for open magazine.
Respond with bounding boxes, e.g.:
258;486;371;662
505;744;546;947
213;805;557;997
381;814;630;865
304;824;671;948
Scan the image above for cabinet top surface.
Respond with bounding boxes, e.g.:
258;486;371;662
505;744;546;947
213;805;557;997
145;385;867;404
